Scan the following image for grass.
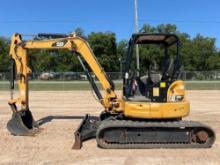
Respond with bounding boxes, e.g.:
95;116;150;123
185;81;220;90
0;81;123;91
0;80;220;91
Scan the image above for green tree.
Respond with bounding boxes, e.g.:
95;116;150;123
88;32;118;72
117;40;128;59
74;27;86;38
139;23;220;71
1;24;220;74
191;34;218;71
0;37;10;72
140;24;177;33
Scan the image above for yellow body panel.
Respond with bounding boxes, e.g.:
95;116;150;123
167;80;185;102
124;101;190;119
123;80;190;119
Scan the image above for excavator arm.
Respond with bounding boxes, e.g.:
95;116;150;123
7;33;122;142
9;33;121;112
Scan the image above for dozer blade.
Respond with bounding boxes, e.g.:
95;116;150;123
7;110;39;136
72;114;100;149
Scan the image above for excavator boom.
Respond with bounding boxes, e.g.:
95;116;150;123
7;33;121;141
9;33;120;111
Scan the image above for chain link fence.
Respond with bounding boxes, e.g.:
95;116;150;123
1;71;220;81
0;71;220;90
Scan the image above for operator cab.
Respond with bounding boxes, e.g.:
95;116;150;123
123;33;181;102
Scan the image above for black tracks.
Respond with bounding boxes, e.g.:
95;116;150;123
96;120;215;149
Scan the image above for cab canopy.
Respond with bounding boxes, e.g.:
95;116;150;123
131;33;179;47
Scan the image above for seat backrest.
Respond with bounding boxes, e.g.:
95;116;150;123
162;58;174;79
172;59;181;79
150;73;162;83
166;58;174;76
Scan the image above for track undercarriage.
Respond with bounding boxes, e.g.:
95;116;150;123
73;114;215;149
6;111;215;149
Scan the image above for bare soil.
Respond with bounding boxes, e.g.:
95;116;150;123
0;90;219;165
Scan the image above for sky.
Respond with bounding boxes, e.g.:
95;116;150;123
0;0;220;46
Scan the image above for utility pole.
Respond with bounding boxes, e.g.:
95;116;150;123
134;0;140;75
119;57;122;79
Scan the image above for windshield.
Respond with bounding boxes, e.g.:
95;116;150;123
129;42;178;77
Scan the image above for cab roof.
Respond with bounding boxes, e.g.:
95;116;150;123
131;33;179;46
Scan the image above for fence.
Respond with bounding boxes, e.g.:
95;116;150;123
0;71;220;81
0;71;220;90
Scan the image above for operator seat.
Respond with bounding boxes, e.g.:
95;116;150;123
150;72;162;83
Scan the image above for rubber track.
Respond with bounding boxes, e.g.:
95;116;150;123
96;120;216;149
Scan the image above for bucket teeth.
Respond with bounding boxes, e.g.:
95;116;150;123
7;110;39;136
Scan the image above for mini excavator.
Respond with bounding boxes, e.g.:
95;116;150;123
7;33;215;149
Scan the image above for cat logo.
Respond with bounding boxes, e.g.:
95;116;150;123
56;42;65;47
52;40;67;47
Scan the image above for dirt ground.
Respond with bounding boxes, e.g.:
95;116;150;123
0;90;219;165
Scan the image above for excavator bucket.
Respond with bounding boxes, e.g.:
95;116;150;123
7;110;39;136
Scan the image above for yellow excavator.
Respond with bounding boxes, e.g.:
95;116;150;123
7;33;215;149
